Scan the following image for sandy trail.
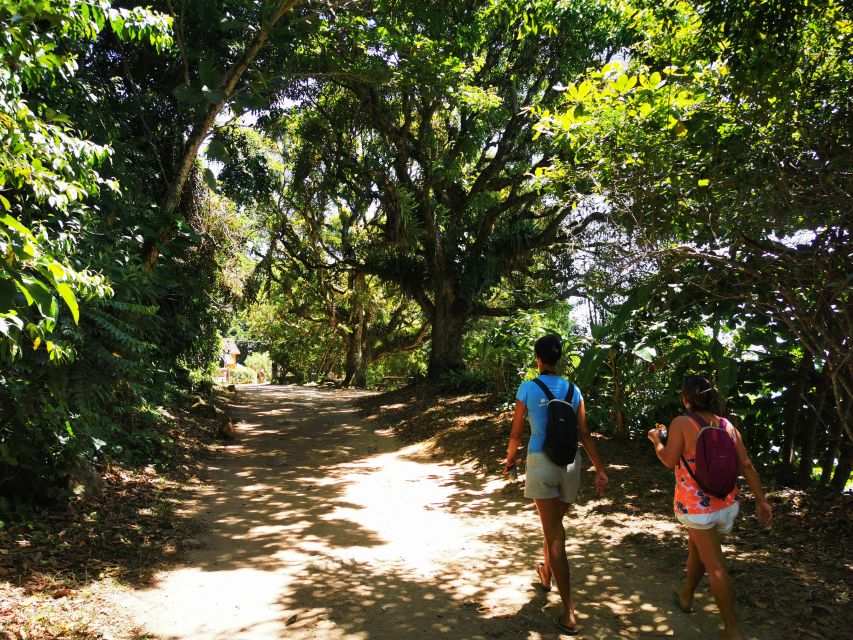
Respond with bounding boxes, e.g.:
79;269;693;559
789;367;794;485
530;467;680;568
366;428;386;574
117;385;724;639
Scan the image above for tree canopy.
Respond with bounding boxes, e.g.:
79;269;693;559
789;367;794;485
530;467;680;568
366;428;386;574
1;0;850;504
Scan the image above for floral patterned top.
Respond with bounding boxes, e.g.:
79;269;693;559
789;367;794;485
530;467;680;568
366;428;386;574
674;417;740;515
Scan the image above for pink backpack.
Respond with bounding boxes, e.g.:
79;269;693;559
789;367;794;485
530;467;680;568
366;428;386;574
681;413;739;499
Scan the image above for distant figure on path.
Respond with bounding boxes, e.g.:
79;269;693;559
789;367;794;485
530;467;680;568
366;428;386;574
504;334;609;636
647;375;772;640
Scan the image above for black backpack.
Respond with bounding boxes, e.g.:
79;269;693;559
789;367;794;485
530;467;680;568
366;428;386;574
532;377;578;467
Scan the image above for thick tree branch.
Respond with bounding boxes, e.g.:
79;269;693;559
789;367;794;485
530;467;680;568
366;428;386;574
146;0;302;266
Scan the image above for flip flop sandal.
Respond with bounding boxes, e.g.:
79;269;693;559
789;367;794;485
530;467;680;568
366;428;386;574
673;590;693;613
554;618;578;636
535;563;551;592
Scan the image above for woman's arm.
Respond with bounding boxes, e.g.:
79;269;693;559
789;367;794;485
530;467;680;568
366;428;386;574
504;400;526;473
647;417;687;468
577;401;609;495
733;426;773;525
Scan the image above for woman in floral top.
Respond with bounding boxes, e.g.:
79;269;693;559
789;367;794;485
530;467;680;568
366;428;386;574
648;376;772;640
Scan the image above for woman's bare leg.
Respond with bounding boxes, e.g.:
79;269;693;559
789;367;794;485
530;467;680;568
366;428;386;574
535;498;573;629
679;531;705;610
537;539;552;588
690;527;743;640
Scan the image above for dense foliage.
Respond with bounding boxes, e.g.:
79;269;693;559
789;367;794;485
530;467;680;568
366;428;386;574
1;0;850;505
534;0;852;488
271;0;630;376
0;0;257;507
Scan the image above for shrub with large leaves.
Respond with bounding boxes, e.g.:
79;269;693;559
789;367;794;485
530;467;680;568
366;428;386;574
0;0;172;505
0;0;170;358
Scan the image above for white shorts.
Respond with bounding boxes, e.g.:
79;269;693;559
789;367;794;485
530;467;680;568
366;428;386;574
524;450;581;503
676;502;740;534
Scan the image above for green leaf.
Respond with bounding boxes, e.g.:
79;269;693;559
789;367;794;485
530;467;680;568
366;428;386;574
574;347;610;388
14;280;35;306
203;88;227;104
206;138;230;163
55;282;79;323
47;262;66;279
202;168;217;190
199;59;220;89
634;345;657;362
172;83;204;105
1;215;34;238
0;279;16;309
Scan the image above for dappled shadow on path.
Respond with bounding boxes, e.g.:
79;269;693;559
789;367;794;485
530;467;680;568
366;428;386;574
126;385;772;639
181;386;389;572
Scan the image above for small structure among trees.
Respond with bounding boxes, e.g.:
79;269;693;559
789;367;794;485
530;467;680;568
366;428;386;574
219;338;241;382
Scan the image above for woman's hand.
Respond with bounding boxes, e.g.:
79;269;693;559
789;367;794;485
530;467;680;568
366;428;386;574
503;458;515;475
594;469;609;495
647;427;662;444
756;499;773;526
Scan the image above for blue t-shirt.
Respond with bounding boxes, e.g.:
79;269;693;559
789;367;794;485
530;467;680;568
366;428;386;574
516;375;583;453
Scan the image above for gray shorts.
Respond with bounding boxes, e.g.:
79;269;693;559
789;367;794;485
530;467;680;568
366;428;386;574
524;450;581;503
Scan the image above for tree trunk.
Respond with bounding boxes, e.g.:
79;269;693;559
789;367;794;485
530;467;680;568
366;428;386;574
343;273;368;387
610;355;628;439
315;339;334;381
354;345;368;387
797;383;829;479
827;357;853;445
819;356;851;486
427;296;467;377
783;352;813;464
830;438;853;492
819;415;843;485
343;316;365;387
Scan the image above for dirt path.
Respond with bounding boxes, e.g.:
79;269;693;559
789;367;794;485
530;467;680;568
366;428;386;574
115;385;735;639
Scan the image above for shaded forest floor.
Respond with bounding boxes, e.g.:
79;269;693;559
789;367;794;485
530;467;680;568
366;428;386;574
0;383;850;639
0;391;232;639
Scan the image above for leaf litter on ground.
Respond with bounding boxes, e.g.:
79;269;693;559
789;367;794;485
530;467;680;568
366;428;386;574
0;390;235;639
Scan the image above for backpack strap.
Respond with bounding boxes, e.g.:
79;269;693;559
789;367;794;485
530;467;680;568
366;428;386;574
532;377;555;401
680;413;730;477
564;382;576;406
687;412;708;428
718;417;737;441
680;413;705;475
680;454;700;484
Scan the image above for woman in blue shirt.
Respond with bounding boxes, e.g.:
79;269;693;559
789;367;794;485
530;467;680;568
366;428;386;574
504;334;609;636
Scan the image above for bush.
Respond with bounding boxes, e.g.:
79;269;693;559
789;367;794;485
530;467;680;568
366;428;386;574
229;366;257;385
244;351;272;376
437;369;493;392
